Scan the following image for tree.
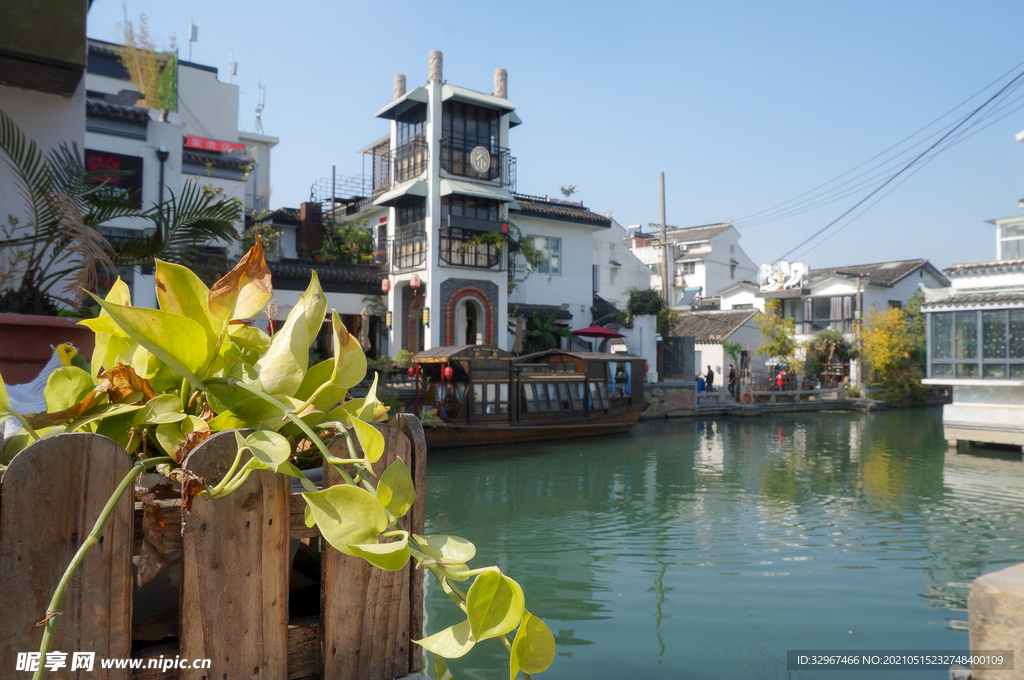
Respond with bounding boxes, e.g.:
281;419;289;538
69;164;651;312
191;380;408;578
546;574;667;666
317;217;375;263
118;15;177;110
524;311;573;354
861;304;926;405
625;287;680;336
754;299;797;364
464;219;543;293
723;340;742;364
803;329;857;378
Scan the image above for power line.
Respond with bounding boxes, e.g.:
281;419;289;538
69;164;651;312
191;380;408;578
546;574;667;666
734;59;1024;230
776;64;1024;262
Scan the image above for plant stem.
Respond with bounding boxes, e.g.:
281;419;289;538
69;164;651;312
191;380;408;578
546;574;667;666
208;443;246;497
33;456;172;680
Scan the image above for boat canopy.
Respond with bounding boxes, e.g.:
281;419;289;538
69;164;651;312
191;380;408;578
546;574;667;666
412;345;512;364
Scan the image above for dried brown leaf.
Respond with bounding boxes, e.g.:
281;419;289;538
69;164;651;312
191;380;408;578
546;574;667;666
135;489;169;588
180;473;205;513
174;429;211;463
97;363;159;403
208;232;272;320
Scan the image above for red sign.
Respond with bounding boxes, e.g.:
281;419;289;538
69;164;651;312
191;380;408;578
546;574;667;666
184;135;247;153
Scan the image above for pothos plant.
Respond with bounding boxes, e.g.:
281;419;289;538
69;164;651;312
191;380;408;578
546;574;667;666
461;219;543;294
0;236;555;680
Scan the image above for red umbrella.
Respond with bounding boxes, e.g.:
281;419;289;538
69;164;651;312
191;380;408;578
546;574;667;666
572;325;625;339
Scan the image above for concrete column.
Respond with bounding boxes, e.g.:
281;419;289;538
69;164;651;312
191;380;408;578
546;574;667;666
393;74;406;100
494;68;507;98
428;50;443;82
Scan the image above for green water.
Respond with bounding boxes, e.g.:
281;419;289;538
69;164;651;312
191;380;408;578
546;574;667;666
423;407;1024;679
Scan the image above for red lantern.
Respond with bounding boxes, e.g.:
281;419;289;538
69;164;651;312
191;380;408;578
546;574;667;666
443;366;454;379
644;363;650;372
407;367;416;376
410;274;421;289
381;279;392;293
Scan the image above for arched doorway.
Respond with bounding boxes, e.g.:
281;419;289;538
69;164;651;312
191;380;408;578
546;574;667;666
406;289;426;353
455;296;485;345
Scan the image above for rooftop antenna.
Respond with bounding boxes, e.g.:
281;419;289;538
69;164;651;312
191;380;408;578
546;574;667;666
187;19;197;61
255;81;266;134
228;49;237;84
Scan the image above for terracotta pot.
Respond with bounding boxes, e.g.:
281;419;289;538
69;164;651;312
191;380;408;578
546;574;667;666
0;313;95;384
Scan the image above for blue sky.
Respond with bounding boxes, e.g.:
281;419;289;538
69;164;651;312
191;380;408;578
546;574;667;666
87;0;1024;270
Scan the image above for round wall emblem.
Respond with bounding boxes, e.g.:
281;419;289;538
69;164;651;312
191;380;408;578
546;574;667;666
470;146;491;173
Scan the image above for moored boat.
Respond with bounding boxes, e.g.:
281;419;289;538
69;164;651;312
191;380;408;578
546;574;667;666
409;345;648;449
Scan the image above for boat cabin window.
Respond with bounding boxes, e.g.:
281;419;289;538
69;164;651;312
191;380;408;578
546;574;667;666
472;382;509;415
589;382;608;409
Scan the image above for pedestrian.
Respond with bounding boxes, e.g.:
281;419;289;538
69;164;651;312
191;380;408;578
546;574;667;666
705;365;715;392
728;364;736;397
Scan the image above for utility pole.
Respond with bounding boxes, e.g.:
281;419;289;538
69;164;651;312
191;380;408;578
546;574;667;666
659;172;669;304
856;275;864;387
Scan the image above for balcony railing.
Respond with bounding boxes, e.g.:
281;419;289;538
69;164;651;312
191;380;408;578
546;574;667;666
802;318;854;334
369;139;429;195
392;222;427;272
439;137;515;189
438;226;504;271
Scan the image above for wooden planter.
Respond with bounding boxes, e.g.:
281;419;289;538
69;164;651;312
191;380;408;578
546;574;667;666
0;416;426;680
0;313;96;384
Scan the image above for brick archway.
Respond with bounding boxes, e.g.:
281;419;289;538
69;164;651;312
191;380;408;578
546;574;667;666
405;289;425;352
445;287;495;346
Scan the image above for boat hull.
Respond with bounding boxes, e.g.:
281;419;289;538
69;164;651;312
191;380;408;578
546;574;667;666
422;404;647;449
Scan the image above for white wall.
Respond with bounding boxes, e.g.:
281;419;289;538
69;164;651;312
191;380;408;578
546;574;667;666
177;65;240;143
592;218;652;308
510;215;599;330
720;286;764;311
704;228;759;296
618;314;657;382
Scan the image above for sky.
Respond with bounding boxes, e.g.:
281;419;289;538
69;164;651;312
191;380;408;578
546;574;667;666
85;0;1024;271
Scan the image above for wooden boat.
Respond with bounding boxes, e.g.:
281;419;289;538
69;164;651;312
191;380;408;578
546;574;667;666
409;345;648;449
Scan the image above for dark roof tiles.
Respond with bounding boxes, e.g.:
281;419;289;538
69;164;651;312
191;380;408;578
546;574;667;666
921;290;1024;310
944;259;1024;277
669;310;757;344
810;258;933;287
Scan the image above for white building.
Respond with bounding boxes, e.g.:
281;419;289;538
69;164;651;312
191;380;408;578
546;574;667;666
922;215;1024;449
592;217;653;309
669;310;769;381
82;39;279;306
627;222;758;307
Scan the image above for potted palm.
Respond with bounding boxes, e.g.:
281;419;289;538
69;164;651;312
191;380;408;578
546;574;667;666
0;112;241;383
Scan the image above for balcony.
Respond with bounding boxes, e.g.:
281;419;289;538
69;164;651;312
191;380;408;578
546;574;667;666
392;222;427;272
439;137;516;189
370;139;429;196
438;226;504;271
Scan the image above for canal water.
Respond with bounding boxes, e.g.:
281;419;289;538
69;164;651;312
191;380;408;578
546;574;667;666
423;407;1024;679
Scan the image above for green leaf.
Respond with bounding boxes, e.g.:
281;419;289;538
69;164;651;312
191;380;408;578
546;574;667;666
377;457;415;518
154;421;187;457
228;323;271;357
510;610;555;679
466;569;525;641
414;619;476;659
304;503;315;528
154;259;220;349
328;309;367;391
67;402;143;432
295;359;346;411
44;367;94;412
433;654;454;680
279;460;318;493
357;372;385;422
302;484;388;554
326;398;364;420
255;298;312;397
89;294;208;387
133;394;186;426
344;412;384;463
207;396;286;431
413;534;477;564
347;531;410;571
245;430;291;468
208;236;272;320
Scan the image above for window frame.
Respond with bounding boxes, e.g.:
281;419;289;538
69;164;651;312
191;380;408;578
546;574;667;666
929;309;1024;379
529;235;562;275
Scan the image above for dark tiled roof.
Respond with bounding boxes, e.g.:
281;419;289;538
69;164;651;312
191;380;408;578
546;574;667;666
944;258;1024;277
663;222;732;244
182;148;252;171
921;290;1024;310
811;258;935;287
590;294;629;327
261;207;302;225
508;303;573;320
512;196;611;228
268;259;383;285
669;310;757;344
85;99;150;124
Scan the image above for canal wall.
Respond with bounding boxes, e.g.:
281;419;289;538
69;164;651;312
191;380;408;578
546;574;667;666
969;562;1024;680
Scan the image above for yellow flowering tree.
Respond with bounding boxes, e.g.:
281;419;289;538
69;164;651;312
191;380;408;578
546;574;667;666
861;304;926;404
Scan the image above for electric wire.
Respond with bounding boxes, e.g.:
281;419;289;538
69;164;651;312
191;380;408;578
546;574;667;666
775;65;1024;262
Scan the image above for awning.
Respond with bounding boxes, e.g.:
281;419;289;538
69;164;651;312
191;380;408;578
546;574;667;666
372;179;428;206
374;87;429;120
508;111;523;128
440;179;520;209
441;84;515;112
572;325;625;339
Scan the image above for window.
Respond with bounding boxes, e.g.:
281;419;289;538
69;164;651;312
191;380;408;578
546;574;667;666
679;261;696;275
473;382;509;415
888;300;902;310
999;223;1024;260
802;296;854;333
442;101;499;148
609;268;617;285
441;195;498;222
930;309;1024;379
439;227;501;269
530;236;561;274
730;263;736;279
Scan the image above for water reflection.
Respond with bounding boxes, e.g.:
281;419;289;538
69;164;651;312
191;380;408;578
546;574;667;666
424;408;1024;679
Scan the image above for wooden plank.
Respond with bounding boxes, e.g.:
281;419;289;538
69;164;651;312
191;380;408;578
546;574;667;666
0;433;135;680
130;619;321;680
397;414;427;672
320;423;418;680
179;430;289;680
